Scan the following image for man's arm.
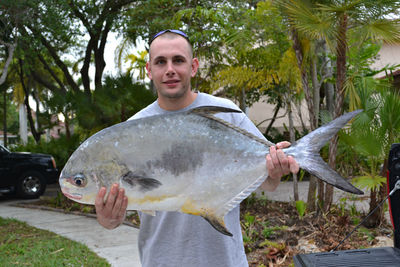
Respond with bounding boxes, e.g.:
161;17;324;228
95;184;128;229
261;141;299;192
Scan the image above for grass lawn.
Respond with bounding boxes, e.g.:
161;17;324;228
0;216;110;267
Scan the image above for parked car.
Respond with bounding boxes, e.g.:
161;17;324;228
0;144;59;199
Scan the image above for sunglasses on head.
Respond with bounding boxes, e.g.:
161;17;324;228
149;29;189;45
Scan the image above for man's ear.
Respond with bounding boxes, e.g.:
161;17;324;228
191;58;199;77
146;62;152;80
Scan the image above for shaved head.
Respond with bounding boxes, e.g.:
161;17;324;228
149;32;193;61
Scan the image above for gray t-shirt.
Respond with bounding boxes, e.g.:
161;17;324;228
129;92;266;267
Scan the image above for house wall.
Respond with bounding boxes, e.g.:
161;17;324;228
247;97;310;134
370;43;400;78
246;43;400;134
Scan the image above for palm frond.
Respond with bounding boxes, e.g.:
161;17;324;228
378;90;400;144
317;0;363;14
282;0;337;42
363;19;400;44
353;175;386;191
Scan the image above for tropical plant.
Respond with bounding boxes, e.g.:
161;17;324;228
342;86;400;226
276;0;400;211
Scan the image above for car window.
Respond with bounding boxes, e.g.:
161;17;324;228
0;145;10;153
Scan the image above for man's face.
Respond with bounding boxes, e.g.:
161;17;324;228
146;36;199;100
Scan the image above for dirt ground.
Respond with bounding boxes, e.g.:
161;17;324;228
240;197;394;266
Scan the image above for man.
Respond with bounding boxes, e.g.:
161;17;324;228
95;29;299;266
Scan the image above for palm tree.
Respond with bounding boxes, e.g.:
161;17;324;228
277;0;400;210
343;85;400;226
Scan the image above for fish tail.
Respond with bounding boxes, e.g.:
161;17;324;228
286;110;364;195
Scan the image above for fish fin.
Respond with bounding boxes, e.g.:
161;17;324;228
121;171;162;192
218;174;268;217
202;215;233;236
197;112;275;147
189;106;275;147
189;106;242;115
142;210;156;216
288;110;364;195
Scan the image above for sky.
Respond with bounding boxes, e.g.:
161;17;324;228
102;32;147;78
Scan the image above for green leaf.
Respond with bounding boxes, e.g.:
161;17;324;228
353;175;386;191
295;200;306;218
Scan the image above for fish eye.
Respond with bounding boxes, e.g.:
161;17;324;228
73;174;86;187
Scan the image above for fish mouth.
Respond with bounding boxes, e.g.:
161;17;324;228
61;188;82;200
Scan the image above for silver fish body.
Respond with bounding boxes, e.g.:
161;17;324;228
59;106;363;236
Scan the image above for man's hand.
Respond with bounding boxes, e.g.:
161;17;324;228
261;141;299;192
95;183;128;229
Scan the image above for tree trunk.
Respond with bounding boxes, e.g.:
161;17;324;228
239;87;246;113
0;41;14;147
290;27;317;211
62;111;71;139
364;159;389;227
0;41;16;86
19;103;28;144
18;59;41;143
323;42;336;211
310;57;320;124
334;13;348;119
324;41;335;115
310;56;324;211
33;88;41;133
288;100;299;201
264;98;282;136
3;88;7;148
327;14;349;212
295;101;307;133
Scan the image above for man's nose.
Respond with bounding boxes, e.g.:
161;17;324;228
166;61;175;76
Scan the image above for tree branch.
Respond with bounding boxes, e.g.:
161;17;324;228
0;40;17;86
25;26;80;93
36;53;67;95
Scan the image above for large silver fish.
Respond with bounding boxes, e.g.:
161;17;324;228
59;106;363;236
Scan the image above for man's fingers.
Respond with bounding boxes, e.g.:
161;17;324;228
118;196;128;219
276;141;291;149
113;188;125;212
266;154;274;170
270;146;280;167
95;187;107;211
105;184;119;211
288;156;300;174
276;149;289;172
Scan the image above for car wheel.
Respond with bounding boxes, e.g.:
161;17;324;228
16;171;47;199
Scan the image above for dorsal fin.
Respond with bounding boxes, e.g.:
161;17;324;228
189;106;243;115
199;113;275;147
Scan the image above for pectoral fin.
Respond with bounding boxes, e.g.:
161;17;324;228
203;215;233;237
121;171;162;192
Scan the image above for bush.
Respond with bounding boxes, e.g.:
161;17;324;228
12;134;82;170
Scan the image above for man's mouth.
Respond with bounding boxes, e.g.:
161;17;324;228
164;80;180;86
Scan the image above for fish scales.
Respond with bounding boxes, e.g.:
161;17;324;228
60;106;363;236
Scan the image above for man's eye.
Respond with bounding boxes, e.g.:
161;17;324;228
174;58;184;63
155;59;166;65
